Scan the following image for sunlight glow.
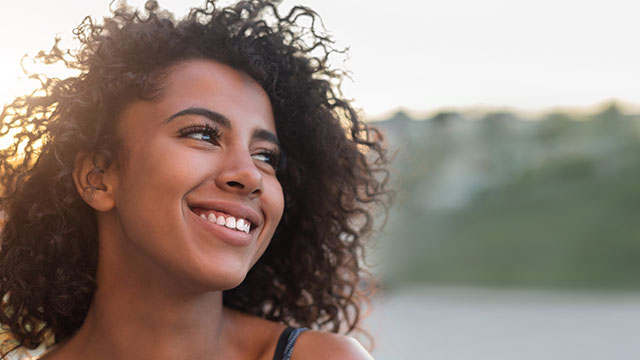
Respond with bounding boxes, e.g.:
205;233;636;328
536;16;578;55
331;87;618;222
1;0;639;120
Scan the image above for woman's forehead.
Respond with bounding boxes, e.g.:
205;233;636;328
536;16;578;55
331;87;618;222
162;59;264;97
120;59;276;135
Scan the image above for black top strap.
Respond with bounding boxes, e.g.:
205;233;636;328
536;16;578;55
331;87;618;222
273;327;307;360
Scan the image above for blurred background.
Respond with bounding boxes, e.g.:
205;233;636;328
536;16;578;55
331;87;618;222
2;0;640;359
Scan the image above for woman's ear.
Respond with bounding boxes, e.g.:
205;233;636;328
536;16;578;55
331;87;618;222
73;152;117;212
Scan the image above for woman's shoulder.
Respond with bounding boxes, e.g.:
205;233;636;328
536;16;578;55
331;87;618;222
292;330;374;360
228;309;373;360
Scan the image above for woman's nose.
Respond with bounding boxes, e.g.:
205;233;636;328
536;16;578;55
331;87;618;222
216;151;263;198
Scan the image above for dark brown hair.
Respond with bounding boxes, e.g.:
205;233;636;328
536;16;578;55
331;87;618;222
0;0;390;350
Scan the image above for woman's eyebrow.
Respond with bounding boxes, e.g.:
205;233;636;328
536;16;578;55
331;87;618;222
252;128;281;148
164;107;231;128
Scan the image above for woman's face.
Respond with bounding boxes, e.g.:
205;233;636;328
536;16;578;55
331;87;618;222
105;59;284;290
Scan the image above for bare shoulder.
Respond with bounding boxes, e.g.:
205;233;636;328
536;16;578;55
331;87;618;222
224;309;374;359
292;330;374;360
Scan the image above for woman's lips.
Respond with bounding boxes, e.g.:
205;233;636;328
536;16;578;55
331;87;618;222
190;208;253;247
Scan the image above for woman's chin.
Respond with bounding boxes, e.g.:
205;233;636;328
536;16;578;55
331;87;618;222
184;265;250;293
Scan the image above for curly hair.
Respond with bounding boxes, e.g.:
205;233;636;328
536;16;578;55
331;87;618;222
0;0;390;350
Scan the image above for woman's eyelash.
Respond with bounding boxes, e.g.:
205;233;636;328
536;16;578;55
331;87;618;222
178;124;283;170
178;124;221;144
253;149;282;169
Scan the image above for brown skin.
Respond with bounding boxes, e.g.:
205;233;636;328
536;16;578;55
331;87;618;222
40;60;372;359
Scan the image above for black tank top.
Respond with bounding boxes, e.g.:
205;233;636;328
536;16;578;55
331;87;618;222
272;327;307;360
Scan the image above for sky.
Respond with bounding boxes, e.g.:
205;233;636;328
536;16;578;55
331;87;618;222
1;0;639;119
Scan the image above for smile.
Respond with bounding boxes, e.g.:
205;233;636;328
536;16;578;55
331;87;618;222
190;207;253;234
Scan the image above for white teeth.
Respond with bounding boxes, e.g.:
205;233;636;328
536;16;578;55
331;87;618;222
236;219;245;231
199;211;251;234
225;217;236;229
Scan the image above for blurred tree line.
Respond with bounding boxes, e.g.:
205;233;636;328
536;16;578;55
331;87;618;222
374;103;640;290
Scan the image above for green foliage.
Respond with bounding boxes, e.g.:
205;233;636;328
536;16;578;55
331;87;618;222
375;104;640;290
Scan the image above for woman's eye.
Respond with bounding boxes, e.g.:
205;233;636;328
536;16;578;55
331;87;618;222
252;151;280;169
187;132;212;141
179;125;220;144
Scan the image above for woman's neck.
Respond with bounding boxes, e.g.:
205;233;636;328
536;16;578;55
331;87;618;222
49;215;238;359
66;287;229;359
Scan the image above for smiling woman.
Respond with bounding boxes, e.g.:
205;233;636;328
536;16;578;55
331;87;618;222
0;1;390;359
